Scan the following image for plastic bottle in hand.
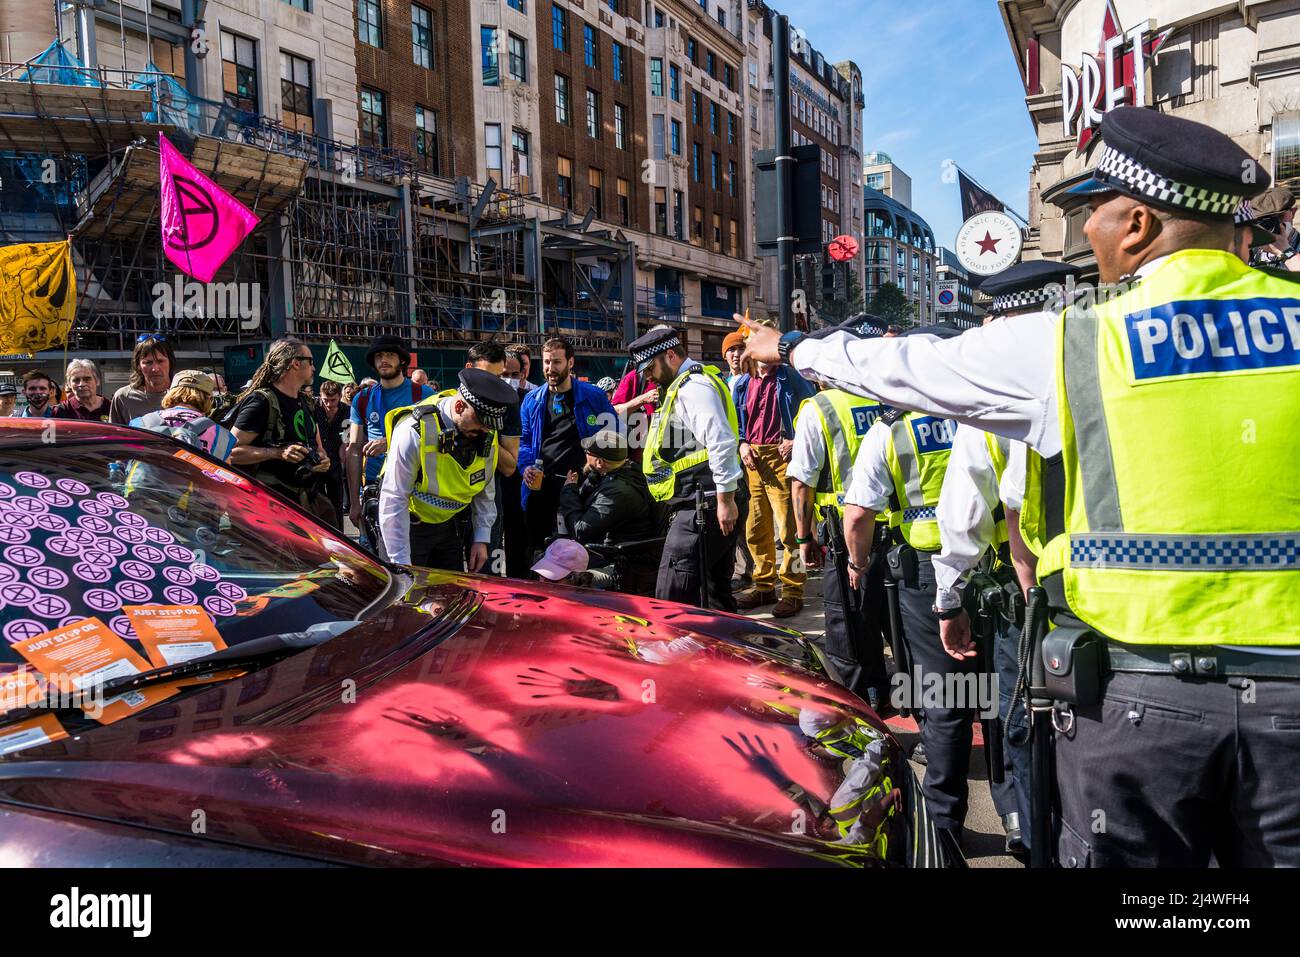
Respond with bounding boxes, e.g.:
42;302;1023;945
526;458;545;491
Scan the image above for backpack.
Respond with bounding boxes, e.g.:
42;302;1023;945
356;380;424;434
136;410;217;450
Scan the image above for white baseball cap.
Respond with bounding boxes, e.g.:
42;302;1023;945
531;539;590;581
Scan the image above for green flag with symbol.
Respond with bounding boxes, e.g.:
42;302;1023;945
321;339;354;384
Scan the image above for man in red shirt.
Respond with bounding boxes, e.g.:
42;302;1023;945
51;359;110;422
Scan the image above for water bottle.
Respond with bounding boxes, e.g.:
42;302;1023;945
530;458;544;491
109;461;126;487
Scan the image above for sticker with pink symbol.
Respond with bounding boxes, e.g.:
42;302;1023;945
14;472;50;489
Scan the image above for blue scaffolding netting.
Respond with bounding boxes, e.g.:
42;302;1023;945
17;40;101;86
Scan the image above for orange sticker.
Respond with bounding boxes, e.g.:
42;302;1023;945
0;714;67;756
125;605;227;667
0;667;41;716
171;448;250;487
12;617;178;724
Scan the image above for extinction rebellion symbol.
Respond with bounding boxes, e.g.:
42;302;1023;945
166;175;221;253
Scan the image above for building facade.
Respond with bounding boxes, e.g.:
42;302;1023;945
862;184;937;326
863;150;912;209
999;0;1300;269
935;247;982;328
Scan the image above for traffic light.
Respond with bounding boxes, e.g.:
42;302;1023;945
753;144;823;257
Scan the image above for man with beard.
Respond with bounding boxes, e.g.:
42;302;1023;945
110;336;175;424
519;337;617;557
52;359;111;422
632;326;746;611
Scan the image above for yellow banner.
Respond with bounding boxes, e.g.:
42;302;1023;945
0;239;76;354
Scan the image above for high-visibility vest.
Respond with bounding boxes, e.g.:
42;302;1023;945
382;391;498;525
1037;249;1300;646
1018;445;1050;558
643;363;739;502
793;389;885;515
883;411;957;552
983;430;1011;547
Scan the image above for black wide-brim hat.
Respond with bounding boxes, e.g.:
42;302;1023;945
366;334;410;371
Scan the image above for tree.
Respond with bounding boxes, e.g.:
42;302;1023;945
818;268;866;325
867;281;913;326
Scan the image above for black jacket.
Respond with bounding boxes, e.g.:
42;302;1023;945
559;465;658;545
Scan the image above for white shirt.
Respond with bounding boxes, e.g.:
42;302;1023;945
934;425;1007;611
785;401;826;488
379;396;497;564
661;358;743;493
842;420;894;514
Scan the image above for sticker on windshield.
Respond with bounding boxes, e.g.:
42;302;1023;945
119;560;155;582
37;489;73;510
2;512;35;530
4;545;44;569
92;537;126;557
164;544;194;564
62;528;96;546
14;471;50;489
108;615;137;640
27;567;68;591
71;563;112;585
190;563;221;583
84;589;122;614
77;515;113;535
127;605;227;670
3;620;46;644
57;616;86;629
131;545;165;564
115;511;146;529
97;492;129;510
33;513;69;534
45;538;80;558
215;582;247;602
0;482;14;499
144;527;175;546
55;478;89;496
79;550;114;569
162;585;198;605
202;595;237;618
78;499;113;518
115;582;153;605
162;566;196;587
9;497;48;515
113;525;146;545
0;527;31;546
0;565;18;586
29;594;70;620
0;582;39;606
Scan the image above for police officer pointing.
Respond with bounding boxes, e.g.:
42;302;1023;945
380;369;520;572
741;106;1300;867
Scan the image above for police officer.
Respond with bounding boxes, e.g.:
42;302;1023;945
743;106;1299;867
633;326;747;611
379;368;520;572
933;260;1081;855
787;370;890;707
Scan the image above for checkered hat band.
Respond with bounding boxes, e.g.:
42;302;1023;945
459;383;505;425
1095;145;1241;216
631;336;681;365
1234;200;1256;226
991;288;1052;314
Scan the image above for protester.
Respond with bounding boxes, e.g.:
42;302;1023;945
610;366;658;463
0;384;16;417
410;368;429;386
316;379;349;526
722;329;756;591
506;344;537;393
597;376;617;401
20;370;56;418
531;538;602;586
227;338;335;525
51;359;110;422
135;370;236;461
110;336;175;424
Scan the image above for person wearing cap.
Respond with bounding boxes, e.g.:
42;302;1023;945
531;538;603;588
741;106;1300;867
379;368;519;572
0;384;16;417
133;369;237;462
51;358;110;422
346;335;434;543
558;429;659;596
632;325;746;611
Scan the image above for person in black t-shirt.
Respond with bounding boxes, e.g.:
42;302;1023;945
228;338;335;525
315;379;350;528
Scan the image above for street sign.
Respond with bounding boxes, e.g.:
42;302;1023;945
954;211;1022;276
934;280;960;313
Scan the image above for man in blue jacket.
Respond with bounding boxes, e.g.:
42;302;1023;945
519;336;618;558
730;347;815;617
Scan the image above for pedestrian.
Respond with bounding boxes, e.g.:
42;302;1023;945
109;335;175;424
610;364;658;462
316;379;350;527
506;344;537;393
411;368;429;387
741;106;1300;868
134;370;237;461
19;370;56;418
596;376;617;402
379;368;519;571
346;335;434;549
51;359;111;422
466;340;523;574
732;323;815;618
519;336;617;556
227;338;336;526
0;384;16;417
722;329;755;591
559;429;660;596
633;325;746;611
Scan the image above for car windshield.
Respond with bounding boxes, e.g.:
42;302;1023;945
0;434;391;681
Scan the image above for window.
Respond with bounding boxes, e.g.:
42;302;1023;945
485;123;503;181
552;5;568;51
650;58;663;97
673;189;684;240
692;142;702;182
481;26;499;85
584;24;598;67
221;31;258;113
359;86;386;146
724;63;735;91
508;34;527;82
655;187;667;235
589;167;603;219
608;0;620;12
691;90;701;124
669;63;680;101
692;205;703;243
670;118;681;155
729;218;738;256
716;8;724;27
508;0;524;10
415;105;439;173
686;38;697;64
357;0;382;48
586;88;600;138
709;101;718;135
512;129;530;189
711;151;720;190
727;159;736;196
652;114;665;159
554;73;570;124
705;51;715;78
282;0;309;10
749;61;758;88
612;41;625;82
712;212;721;249
412;5;433;68
727;111;736;144
654;8;663;26
557;156;573;209
279;51;312;133
617;178;630;226
750;103;757;130
614;102;627;149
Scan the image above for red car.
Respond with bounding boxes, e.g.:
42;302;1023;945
0;420;948;867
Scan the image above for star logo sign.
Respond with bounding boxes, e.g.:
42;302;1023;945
976;232;1000;255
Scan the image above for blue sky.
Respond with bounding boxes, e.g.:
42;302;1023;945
780;0;1039;251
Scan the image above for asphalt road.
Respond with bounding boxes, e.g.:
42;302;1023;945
738;564;1022;868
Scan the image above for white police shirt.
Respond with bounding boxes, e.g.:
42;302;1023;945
934;425;1009;611
659;358;743;494
785;400;826;489
841;420;894;515
379;396;497;565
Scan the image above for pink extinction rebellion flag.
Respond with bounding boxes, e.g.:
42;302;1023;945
158;132;260;283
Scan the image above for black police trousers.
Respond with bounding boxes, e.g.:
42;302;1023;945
1055;667;1300;867
409;515;467;572
819;518;889;699
896;550;978;833
656;494;748;613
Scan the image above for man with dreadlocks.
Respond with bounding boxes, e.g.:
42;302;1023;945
228;338;336;525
